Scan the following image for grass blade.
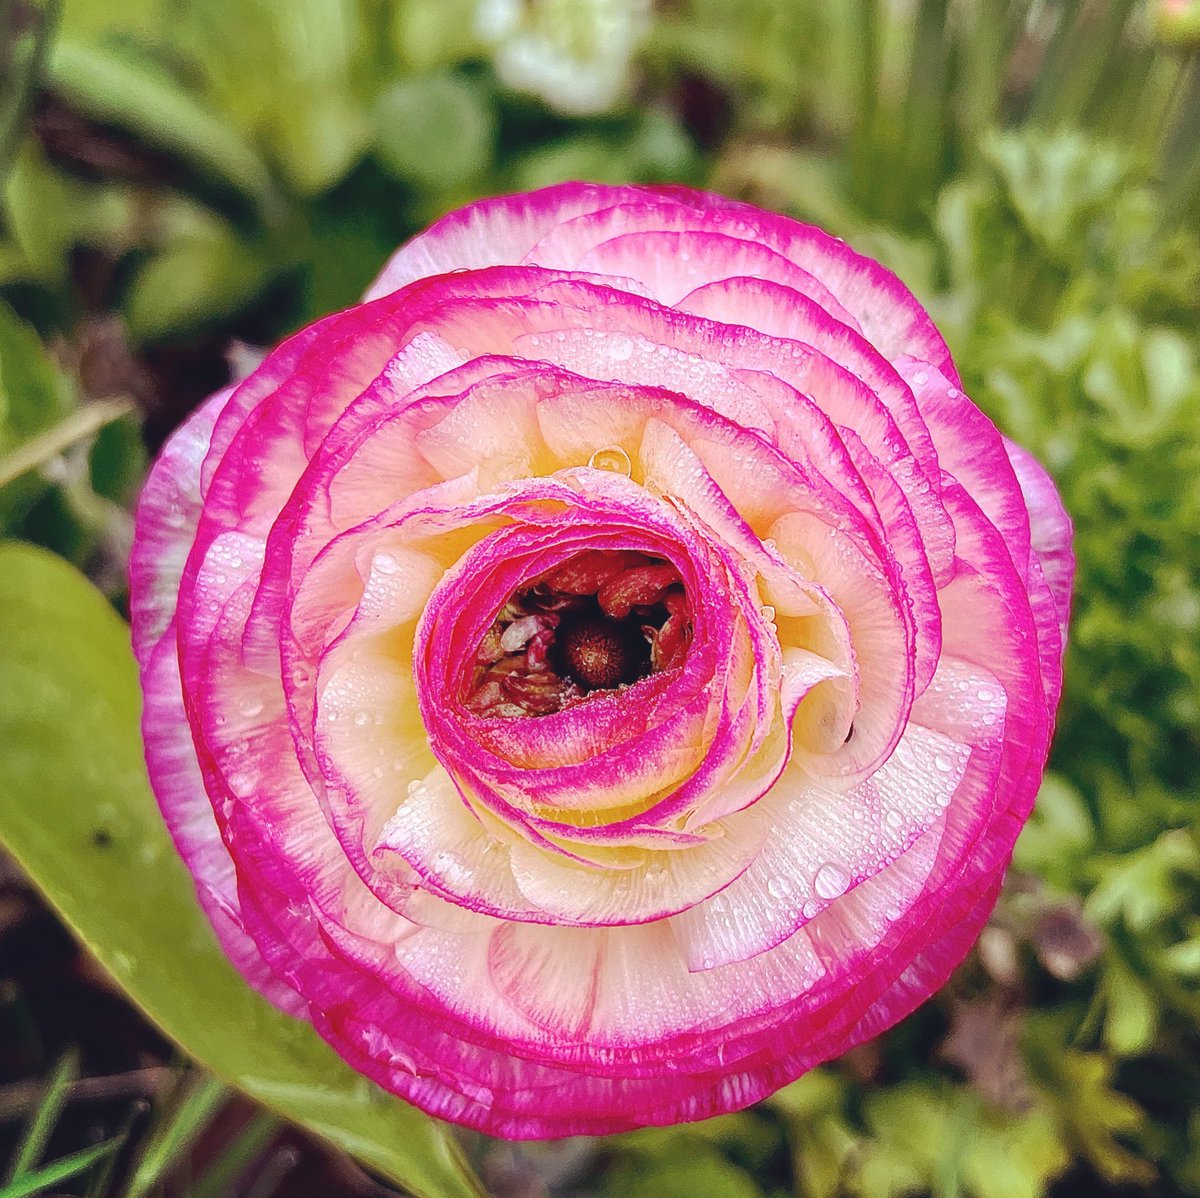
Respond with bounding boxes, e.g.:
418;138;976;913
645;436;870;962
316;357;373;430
5;1051;78;1184
0;1138;121;1198
189;1111;283;1198
0;397;134;490
119;1074;228;1198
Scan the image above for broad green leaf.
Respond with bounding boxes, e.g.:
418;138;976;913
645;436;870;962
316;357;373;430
58;0;163;40
0;542;484;1198
172;0;369;195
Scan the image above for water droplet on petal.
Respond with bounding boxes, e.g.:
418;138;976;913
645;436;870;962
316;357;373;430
814;862;850;900
353;710;371;726
236;695;264;718
767;876;792;900
587;445;632;476
885;808;904;829
373;552;399;575
608;334;634;361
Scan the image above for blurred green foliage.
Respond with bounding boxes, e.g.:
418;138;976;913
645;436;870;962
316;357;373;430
0;0;1198;1196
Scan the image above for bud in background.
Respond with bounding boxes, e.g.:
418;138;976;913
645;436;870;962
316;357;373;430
475;0;651;114
1157;0;1200;44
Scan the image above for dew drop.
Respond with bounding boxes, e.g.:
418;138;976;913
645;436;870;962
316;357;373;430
885;808;904;829
766;876;791;900
934;752;954;772
608;334;634;362
373;552;399;575
291;664;312;688
759;604;776;623
587;445;632;476
814;862;850;900
353;710;371;726
236;695;264;718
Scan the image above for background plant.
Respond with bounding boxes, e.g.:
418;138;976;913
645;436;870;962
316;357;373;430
0;1;1197;1195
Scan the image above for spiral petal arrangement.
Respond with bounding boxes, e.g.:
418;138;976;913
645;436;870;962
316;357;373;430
131;183;1073;1138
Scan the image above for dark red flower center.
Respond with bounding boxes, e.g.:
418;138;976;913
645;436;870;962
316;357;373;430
465;550;693;718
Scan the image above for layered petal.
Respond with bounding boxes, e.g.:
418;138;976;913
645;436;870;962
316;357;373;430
132;182;1071;1138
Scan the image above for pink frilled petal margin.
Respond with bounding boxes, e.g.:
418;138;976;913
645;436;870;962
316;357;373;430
130;183;1073;1138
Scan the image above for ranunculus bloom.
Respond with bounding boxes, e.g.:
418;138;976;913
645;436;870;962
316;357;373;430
131;183;1073;1138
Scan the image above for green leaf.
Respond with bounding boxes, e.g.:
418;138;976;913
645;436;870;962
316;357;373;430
958;1109;1070;1198
0;542;484;1198
1085;831;1200;933
44;40;274;208
1012;773;1096;886
1025;1021;1155;1187
0;299;76;527
1102;951;1159;1058
373;73;496;191
602;1146;762;1198
58;0;163;41
854;1082;1070;1198
389;0;482;70
172;0;369;195
123;215;281;343
2;143;138;286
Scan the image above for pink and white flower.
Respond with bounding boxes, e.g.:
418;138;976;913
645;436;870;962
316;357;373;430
131;183;1073;1138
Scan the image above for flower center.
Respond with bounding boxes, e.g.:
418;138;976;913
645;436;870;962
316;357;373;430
465;550;692;718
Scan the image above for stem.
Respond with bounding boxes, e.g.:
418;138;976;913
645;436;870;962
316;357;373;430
0;397;135;490
0;0;61;183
